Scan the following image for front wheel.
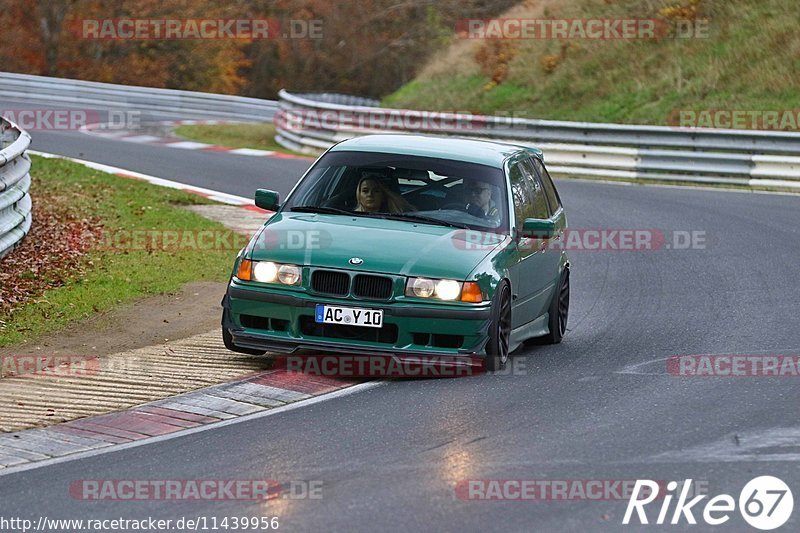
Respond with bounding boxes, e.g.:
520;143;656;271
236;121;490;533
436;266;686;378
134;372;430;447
544;269;569;344
484;281;512;371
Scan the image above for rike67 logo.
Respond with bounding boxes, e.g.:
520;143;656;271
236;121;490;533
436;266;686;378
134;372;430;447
624;477;793;530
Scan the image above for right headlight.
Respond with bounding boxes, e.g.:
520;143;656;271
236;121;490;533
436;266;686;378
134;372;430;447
236;259;302;286
277;264;302;285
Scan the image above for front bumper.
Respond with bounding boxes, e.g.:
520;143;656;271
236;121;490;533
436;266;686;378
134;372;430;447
222;282;492;358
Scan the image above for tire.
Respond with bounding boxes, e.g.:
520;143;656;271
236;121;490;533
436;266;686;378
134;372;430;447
222;309;267;356
484;281;512;372
544;269;569;344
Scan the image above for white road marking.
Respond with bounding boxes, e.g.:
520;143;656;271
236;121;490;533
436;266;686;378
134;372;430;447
121;135;163;143
644;426;800;463
228;148;275;156
165;141;215;150
87;130;130;139
616;348;800;376
615;356;673;376
28;150;252;206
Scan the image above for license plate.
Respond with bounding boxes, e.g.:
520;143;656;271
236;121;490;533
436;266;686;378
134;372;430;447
315;304;384;328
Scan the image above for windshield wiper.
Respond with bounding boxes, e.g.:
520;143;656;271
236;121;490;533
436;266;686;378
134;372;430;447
378;213;471;229
290;205;355;216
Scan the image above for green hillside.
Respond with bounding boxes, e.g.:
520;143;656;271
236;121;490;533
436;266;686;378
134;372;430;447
384;0;800;126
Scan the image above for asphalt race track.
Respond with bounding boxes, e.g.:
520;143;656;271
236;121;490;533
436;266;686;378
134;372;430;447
2;105;800;531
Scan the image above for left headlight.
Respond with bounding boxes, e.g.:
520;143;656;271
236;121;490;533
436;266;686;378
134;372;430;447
405;277;484;302
236;259;302;286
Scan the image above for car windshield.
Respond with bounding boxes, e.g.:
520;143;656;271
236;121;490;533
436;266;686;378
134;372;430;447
283;150;509;232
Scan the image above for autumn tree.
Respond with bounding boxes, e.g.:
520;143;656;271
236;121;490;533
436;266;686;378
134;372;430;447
0;0;516;98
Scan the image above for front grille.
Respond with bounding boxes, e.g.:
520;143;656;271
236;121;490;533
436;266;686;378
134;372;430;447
311;270;350;296
352;274;393;300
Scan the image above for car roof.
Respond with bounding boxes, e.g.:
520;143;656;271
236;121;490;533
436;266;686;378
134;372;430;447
329;134;542;168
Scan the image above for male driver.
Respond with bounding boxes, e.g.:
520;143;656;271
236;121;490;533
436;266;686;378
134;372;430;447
464;179;499;219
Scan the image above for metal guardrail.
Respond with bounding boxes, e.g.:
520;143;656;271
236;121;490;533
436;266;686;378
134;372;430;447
275;90;800;189
0;72;278;122
0;117;32;259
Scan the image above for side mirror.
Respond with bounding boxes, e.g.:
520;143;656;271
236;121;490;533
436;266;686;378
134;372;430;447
522;218;555;239
255;189;280;211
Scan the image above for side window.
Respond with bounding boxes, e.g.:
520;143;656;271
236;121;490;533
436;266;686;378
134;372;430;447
508;162;535;230
530;157;561;212
519;158;550;219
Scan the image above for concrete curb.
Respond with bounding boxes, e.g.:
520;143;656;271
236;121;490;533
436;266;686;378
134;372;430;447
0;369;358;469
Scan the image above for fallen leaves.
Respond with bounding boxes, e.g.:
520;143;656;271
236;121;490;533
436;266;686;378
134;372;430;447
0;190;103;317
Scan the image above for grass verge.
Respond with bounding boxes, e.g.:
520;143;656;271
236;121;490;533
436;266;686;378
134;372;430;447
384;0;800;125
0;156;245;347
174;122;309;157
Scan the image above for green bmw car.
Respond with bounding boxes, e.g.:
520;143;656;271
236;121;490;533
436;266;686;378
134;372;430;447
222;134;569;371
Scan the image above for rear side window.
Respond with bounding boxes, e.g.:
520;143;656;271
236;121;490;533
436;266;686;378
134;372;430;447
519;158;550;219
530;157;562;213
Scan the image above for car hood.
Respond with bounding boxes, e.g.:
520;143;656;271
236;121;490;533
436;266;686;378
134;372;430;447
248;213;507;280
